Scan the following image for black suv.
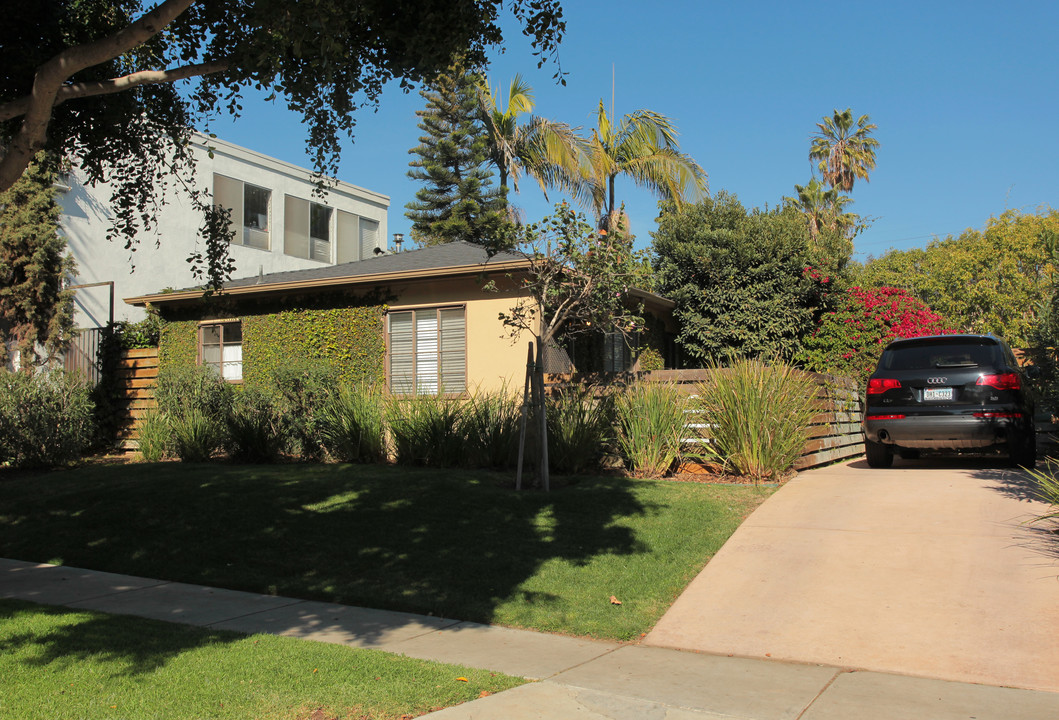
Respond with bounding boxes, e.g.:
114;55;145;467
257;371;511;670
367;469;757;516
862;334;1037;468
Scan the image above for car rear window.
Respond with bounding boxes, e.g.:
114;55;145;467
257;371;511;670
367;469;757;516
878;340;1002;371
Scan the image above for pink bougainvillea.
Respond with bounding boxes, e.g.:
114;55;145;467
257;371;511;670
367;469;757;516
798;286;954;382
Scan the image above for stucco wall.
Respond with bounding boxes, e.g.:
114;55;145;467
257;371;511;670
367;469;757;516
386;274;534;394
59;135;388;327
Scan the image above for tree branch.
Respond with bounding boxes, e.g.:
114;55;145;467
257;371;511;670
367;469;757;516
0;0;197;192
0;60;229;123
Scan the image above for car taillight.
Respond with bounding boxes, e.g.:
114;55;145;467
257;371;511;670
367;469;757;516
867;378;902;395
972;411;1024;419
976;373;1021;391
866;414;906;420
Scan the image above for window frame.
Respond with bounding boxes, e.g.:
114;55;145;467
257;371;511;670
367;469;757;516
198;319;244;383
214;174;272;251
386;305;467;396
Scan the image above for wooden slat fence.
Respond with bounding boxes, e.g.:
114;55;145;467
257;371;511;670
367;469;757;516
545;368;864;471
117;347;159;451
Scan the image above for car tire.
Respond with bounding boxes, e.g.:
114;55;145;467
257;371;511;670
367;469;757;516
1009;430;1037;469
865;440;894;468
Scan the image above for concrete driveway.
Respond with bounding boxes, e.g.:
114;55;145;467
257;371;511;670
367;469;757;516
645;457;1059;693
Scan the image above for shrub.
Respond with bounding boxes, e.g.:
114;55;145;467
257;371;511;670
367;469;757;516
614;382;688;478
696;359;819;481
225;387;284;463
135;410;171;463
154;364;233;422
546;386;613;475
797;286;953;384
169;409;225;463
269;361;340;459
318;384;386;463
388;394;466;467
0;370;94;468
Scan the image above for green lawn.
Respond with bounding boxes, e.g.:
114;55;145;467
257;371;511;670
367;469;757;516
0;599;521;720
0;463;773;640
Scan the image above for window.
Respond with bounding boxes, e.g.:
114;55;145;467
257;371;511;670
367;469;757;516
200;321;243;381
285;195;333;262
214;174;271;249
388;308;466;395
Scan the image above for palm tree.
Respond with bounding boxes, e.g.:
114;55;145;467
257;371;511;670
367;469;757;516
475;74;587;202
809;108;879;192
584;100;708;231
787;178;857;260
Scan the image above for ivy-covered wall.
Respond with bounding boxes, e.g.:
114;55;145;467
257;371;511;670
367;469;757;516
156;295;386;388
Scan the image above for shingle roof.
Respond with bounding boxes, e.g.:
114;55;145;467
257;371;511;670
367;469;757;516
223;241;525;290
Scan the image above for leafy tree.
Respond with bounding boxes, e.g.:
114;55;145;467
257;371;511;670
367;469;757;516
809;108;879;191
652;192;820;364
854;209;1058;346
583;100;708;230
405;62;510;247
1;0;565;283
475;74;585;204
796;286;953;383
496;202;647;349
0;153;76;371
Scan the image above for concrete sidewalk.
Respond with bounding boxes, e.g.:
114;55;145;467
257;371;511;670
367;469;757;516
3;558;1058;719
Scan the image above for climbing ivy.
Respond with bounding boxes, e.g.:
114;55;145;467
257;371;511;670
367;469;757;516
156;296;386;391
242;306;386;388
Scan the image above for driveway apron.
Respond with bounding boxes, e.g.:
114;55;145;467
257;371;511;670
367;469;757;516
645;458;1059;692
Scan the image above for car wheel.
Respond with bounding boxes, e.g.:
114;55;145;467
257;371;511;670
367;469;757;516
865;439;894;468
1009;431;1037;469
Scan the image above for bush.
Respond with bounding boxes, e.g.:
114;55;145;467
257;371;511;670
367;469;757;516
1027;457;1059;528
462;389;521;469
154;364;233;422
796;286;953;384
388;394;466;467
0;370;94;468
169;409;225;463
696;359;819;481
225;387;284;463
614;382;688;477
270;361;341;459
318;384;386;463
546;386;613;475
135;410;171;463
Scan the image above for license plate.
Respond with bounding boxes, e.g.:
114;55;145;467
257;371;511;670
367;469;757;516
923;387;953;401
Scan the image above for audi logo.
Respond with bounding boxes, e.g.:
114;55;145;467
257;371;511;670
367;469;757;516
927;377;948;384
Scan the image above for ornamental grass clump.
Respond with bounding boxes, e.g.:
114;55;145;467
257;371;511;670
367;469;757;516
225;387;284;463
318;384;386;464
169;408;225;463
461;388;521;469
387;394;467;467
546;386;613;475
614;382;688;478
696;358;819;481
135;410;171;463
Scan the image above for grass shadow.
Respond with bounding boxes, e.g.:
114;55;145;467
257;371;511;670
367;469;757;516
0;463;664;642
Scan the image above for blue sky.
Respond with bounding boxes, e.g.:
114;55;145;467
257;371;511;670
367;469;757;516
203;0;1059;260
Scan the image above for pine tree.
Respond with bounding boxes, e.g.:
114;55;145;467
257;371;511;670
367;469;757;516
0;153;76;371
405;63;510;247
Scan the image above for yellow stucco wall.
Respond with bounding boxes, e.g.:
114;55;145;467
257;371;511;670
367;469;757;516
386;274;535;394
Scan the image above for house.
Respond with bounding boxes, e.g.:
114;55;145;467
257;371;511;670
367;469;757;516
125;242;678;395
58;133;390;330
